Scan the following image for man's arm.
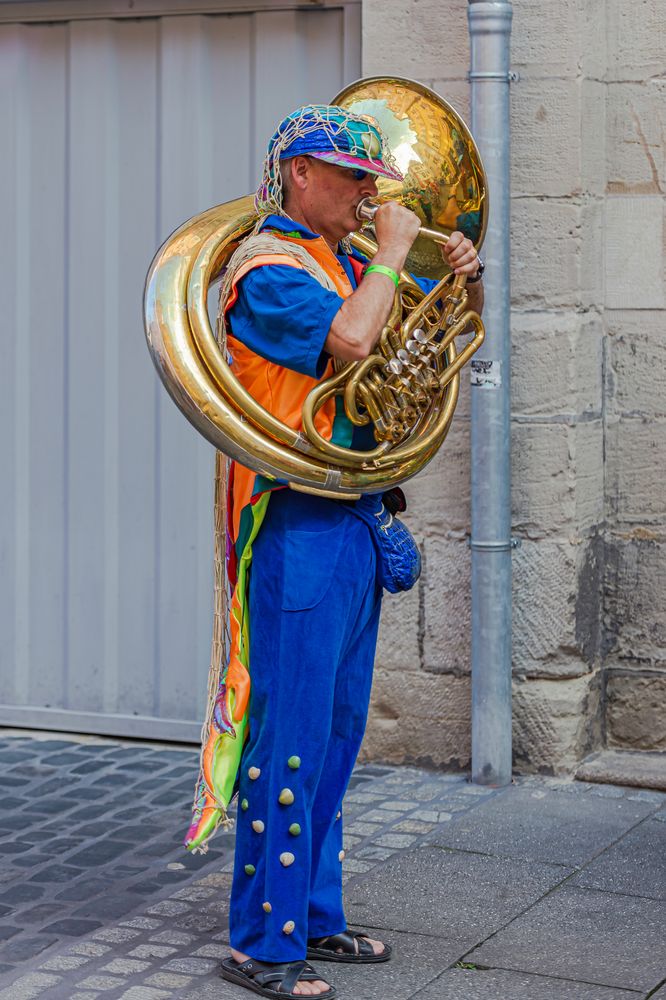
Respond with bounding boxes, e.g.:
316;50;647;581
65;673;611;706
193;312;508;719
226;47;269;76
325;203;420;362
465;279;484;318
325;207;483;362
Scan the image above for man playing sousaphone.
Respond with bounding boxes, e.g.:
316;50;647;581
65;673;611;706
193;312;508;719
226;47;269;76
206;105;483;998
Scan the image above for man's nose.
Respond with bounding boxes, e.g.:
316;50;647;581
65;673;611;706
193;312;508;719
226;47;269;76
360;175;379;197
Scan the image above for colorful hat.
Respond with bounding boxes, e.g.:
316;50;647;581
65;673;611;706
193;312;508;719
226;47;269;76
255;104;402;216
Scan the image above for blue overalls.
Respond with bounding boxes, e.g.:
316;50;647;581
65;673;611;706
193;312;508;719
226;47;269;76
225;214;435;962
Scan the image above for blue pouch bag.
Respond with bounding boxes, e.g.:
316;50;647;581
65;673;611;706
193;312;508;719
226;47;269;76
348;491;422;594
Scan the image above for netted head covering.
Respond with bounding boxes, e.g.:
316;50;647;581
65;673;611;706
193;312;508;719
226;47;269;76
255;104;402;216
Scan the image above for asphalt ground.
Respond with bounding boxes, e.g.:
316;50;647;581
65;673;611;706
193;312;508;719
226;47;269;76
0;731;664;1000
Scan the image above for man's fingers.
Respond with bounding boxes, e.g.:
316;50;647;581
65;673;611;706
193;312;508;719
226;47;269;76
454;260;481;275
445;230;464;252
450;247;477;266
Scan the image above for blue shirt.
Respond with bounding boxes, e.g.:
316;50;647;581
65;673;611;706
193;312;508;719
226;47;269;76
227;214;438;379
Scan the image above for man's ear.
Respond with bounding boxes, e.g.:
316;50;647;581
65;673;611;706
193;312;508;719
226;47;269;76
290;155;310;190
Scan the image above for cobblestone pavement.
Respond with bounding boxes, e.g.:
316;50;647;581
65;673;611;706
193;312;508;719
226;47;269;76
0;731;664;999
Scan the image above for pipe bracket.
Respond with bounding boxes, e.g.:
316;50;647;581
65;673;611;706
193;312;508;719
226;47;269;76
468;537;521;551
468;70;520;83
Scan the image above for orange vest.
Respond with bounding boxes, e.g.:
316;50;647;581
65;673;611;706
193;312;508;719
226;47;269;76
224;232;355;544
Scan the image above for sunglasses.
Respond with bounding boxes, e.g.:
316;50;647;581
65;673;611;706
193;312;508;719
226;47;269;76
350;167;370;181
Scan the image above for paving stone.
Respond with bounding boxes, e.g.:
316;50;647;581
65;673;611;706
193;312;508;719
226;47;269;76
469;885;666;991
68;840;133;867
192;943;227;958
71;760;109;775
28;741;76;752
120;917;163;930
128;943;178;959
0;841;33;855
32;798;77;816
416;810;453;823
144;971;193;988
145;900;190;916
161;957;220;974
73;895;139;921
17;831;54;844
346;822;384;836
68;941;113;956
0;776;26;787
358;809;405;824
413;967;642;999
171;885;217;901
128;881;161;896
20;904;62;923
345;847;570;944
400;788;440;802
427;786;657;866
0;935;58;961
9;767;55;785
92;927;142;943
67;787;107;800
340;859;375;873
47;753;86;766
149;930;196;946
571;817;666;899
74;822;119;837
99;957;152;974
0;797;29;812
357;845;395;861
29;864;82;883
44;837;85;854
198;873;232;888
373;833;417;848
39;953;92;970
0;971;61;999
11;855;51;870
117;989;170;1000
67;804;109;821
393;820;435;834
55;878;113;902
0;750;34;763
42;918;102;936
78;974;125;990
92;772;134;788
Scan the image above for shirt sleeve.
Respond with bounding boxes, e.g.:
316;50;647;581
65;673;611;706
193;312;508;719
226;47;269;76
227;264;345;379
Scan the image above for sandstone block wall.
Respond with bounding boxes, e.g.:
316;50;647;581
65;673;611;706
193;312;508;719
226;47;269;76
360;0;665;773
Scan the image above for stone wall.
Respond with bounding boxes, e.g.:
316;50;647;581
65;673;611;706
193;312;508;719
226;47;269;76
359;0;666;773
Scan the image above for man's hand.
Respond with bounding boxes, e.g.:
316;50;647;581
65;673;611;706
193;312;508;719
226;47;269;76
372;202;421;265
443;231;481;279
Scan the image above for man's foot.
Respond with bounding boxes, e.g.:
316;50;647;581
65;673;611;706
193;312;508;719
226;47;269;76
230;949;332;996
306;929;391;964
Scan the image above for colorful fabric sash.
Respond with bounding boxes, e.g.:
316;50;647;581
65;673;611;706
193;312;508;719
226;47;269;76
185;232;356;852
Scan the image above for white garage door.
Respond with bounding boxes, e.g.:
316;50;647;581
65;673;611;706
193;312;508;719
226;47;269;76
0;2;361;741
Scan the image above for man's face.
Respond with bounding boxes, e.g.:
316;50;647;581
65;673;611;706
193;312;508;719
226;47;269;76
288;156;380;243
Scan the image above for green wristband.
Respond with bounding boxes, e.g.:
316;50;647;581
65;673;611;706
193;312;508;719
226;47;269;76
364;264;400;288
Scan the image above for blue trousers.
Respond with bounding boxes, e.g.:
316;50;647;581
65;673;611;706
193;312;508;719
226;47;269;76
228;490;382;962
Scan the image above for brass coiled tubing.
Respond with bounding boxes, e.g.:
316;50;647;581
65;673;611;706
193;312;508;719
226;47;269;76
144;77;487;496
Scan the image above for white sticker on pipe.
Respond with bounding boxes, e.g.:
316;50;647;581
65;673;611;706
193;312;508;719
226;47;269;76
471;359;502;388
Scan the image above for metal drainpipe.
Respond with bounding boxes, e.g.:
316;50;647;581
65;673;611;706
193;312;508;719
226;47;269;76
468;0;515;786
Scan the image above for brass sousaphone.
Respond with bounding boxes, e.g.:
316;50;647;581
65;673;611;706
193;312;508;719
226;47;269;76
143;77;487;497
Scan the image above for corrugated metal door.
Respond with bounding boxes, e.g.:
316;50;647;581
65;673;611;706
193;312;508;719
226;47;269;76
0;5;360;741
